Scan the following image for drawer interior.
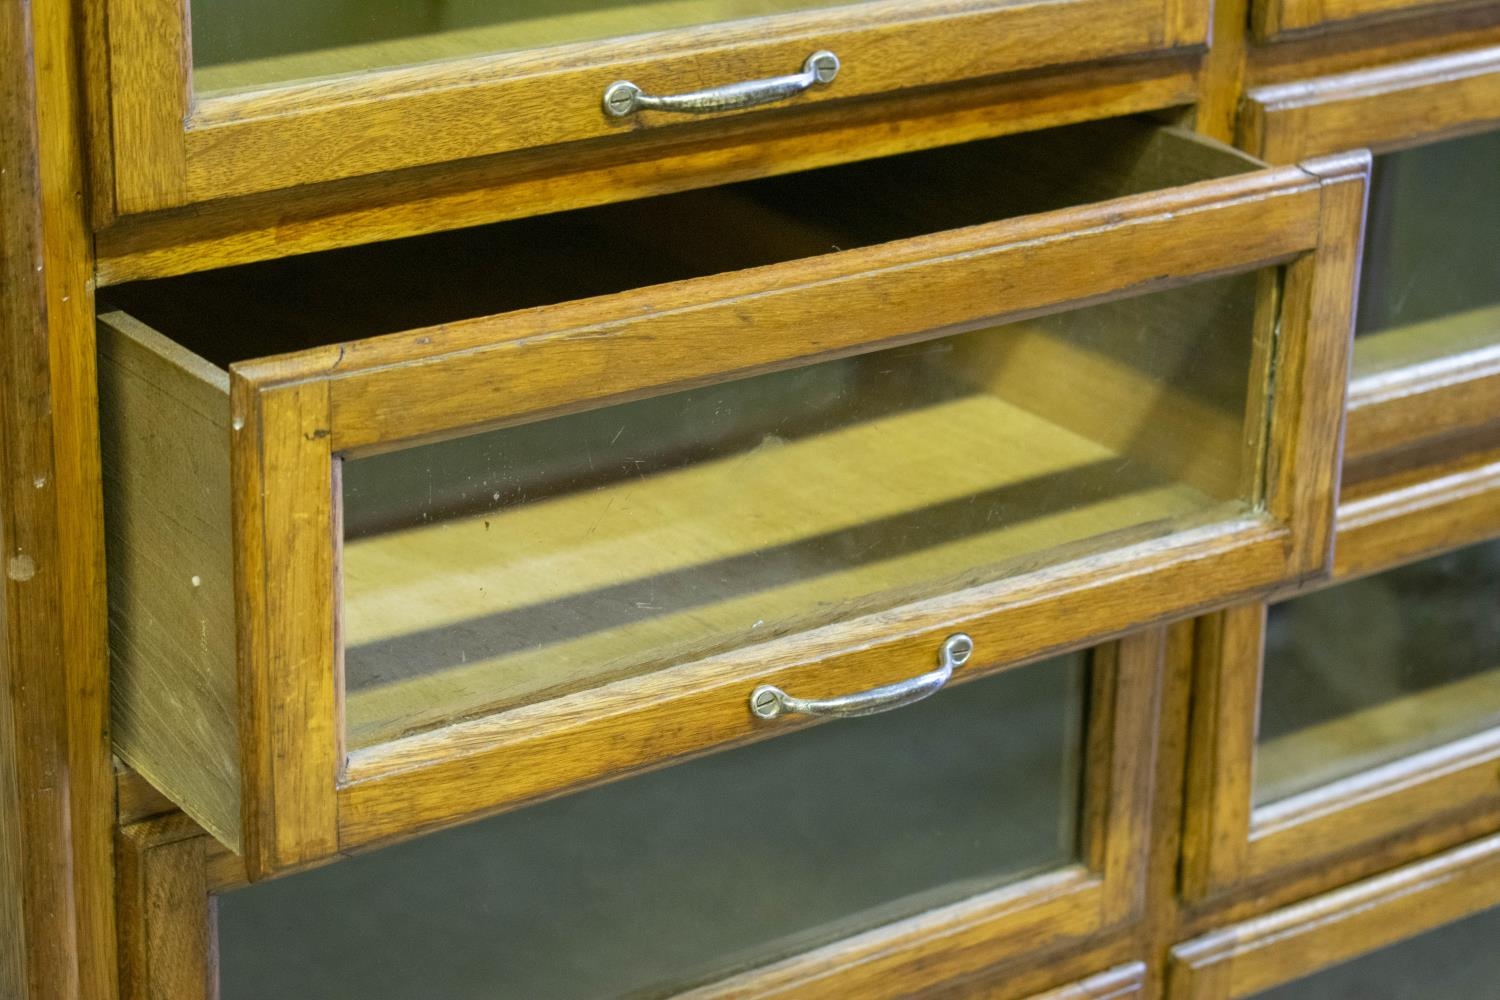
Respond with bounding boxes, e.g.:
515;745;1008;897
104;117;1263;369
215;650;1088;999
101;117;1272;753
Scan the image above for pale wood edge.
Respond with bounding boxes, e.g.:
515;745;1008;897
1169;831;1500;999
98;313;241;853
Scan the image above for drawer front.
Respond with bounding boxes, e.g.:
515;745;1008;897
1182;450;1500;900
98;121;1366;877
119;635;1160;999
1242;49;1500;466
1170;833;1500;1000
100;0;1209;213
1251;0;1494;40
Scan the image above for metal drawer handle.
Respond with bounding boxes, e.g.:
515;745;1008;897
750;633;973;721
603;51;839;118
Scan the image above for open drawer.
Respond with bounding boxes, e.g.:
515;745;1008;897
98;118;1367;877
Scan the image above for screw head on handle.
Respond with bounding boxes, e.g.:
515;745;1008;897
750;686;784;719
806;51;840;84
603;81;642;117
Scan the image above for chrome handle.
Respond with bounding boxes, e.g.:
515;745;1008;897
604;51;839;118
750;633;973;721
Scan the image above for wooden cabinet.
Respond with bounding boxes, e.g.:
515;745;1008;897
115;632;1162;999
96;118;1365;878
95;0;1210;215
16;0;1500;997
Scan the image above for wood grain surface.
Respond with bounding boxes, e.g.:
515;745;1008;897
0;0;118;997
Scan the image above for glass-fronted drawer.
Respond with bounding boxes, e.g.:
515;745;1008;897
96;117;1365;878
100;0;1211;214
1242;49;1500;464
1182;446;1500;900
117;634;1163;999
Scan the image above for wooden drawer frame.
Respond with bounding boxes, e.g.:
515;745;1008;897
1240;47;1500;466
1251;0;1499;42
117;632;1163;1000
1026;964;1147;1000
101;131;1366;879
94;0;1208;217
1182;449;1500;900
1170;831;1500;998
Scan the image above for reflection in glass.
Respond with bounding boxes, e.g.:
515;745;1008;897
1252;901;1500;999
1351;129;1500;377
339;274;1258;747
190;0;859;93
219;653;1087;999
1256;540;1500;805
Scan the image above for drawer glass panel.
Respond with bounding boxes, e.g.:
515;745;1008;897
190;0;858;94
1256;539;1500;805
1351;128;1500;373
218;653;1087;999
341;273;1258;747
1251;901;1500;999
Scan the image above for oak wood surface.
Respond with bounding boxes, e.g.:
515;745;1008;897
1182;447;1500;903
115;816;211;1000
100;0;1203;213
1025;962;1148;999
1240;45;1500;162
1254;0;1495;42
95;118;1363;875
1170;831;1500;998
113;631;1164;1000
93;54;1201;283
0;0;118;997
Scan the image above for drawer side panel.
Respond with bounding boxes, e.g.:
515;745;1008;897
99;313;241;852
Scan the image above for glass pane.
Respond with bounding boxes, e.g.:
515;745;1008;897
1251;901;1500;1000
190;0;861;93
1351;129;1500;377
218;653;1087;999
1256;539;1500;805
341;273;1259;747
